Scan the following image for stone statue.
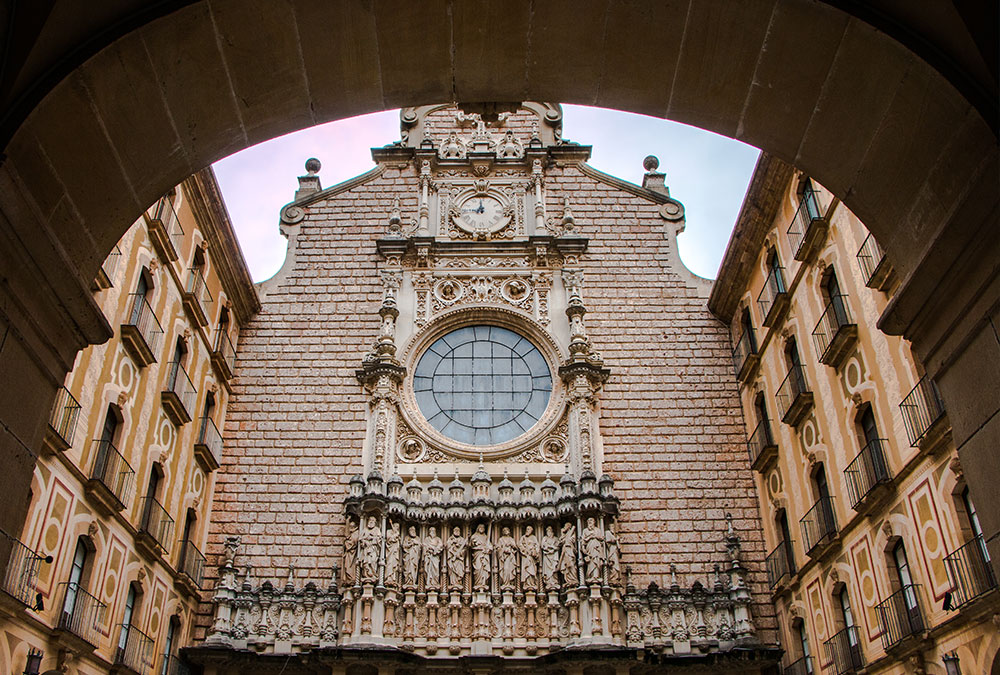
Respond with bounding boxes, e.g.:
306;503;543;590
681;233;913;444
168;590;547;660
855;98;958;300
496;527;517;589
402;525;421;587
359;515;381;583
605;526;621;586
384;521;401;586
519;525;540;590
446;526;468;589
343;520;359;584
558;522;578;586
471;523;492;591
541;525;559;590
424;526;444;589
582;517;605;584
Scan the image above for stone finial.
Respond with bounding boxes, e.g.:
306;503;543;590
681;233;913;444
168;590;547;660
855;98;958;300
305;158;321;175
643;155;659;172
296;157;322;199
641;154;669;195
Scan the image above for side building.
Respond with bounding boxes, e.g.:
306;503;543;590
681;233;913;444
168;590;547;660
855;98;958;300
709;154;999;675
0;169;259;675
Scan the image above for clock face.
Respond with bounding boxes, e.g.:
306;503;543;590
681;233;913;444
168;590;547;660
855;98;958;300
456;195;505;231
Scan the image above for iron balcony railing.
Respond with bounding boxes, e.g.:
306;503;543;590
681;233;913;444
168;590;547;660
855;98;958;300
102;244;123;286
139;496;175;554
877;584;925;648
747;420;776;466
58;581;107;647
787;189;823;256
185;267;214;313
116;623;155;674
766;540;795;588
776;364;809;420
844;438;892;509
1;528;48;608
179;540;206;588
856;232;886;286
812;295;853;358
90;439;135;508
152;196;185;253
800;496;837;555
945;535;996;608
165;361;197;419
125;294;164;357
163;655;192;675
196;416;223;467
757;265;788;321
783;656;814;675
825;626;865;674
900;376;946;446
48;385;81;448
213;329;236;374
731;327;757;378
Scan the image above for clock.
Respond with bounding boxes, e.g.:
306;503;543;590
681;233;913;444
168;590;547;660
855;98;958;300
452;192;511;236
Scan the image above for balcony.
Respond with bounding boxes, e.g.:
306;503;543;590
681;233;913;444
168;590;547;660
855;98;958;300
43;386;81;453
144;196;184;262
121;294;164;367
857;233;894;291
800;496;837;557
137;497;174;560
757;266;790;328
747;420;778;473
787;190;828;261
812;295;857;368
0;528;49;610
945;535;996;608
85;440;135;515
161;362;196;426
211;329;236;382
776;364;813;426
115;623;155;674
825;626;865;674
177;540;207;596
56;582;107;650
900;376;948;450
93;244;122;291
844;438;893;510
731;328;759;384
783;656;813;675
182;267;214;328
876;584;925;649
766;540;795;589
194;416;223;473
163;655;192;675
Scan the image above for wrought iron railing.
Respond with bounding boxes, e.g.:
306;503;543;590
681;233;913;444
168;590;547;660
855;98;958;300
102;244;123;286
152;196;185;253
800;496;837;555
164;361;197;419
1;528;47;607
856;233;886;286
115;623;155;674
783;656;814;675
179;540;206;588
776;364;809;420
825;626;865;674
747;420;775;466
163;654;192;675
213;329;236;374
124;294;164;356
731;327;756;377
900;376;946;446
945;535;996;608
58;581;107;647
844;438;891;509
876;584;924;648
48;385;81;448
185;267;214;314
812;295;853;358
197;416;223;467
766;540;795;588
787;189;823;256
90;439;135;507
757;265;788;320
139;496;175;553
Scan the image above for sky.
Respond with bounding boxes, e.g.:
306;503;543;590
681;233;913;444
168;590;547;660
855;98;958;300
213;105;760;283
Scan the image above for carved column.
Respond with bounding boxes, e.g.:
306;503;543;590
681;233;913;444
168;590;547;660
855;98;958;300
205;536;241;646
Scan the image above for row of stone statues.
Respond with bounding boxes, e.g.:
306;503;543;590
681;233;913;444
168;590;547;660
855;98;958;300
343;515;621;594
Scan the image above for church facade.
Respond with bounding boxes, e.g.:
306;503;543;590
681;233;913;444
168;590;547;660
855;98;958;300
188;104;778;673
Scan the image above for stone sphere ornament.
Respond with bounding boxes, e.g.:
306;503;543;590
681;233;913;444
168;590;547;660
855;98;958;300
643;155;660;172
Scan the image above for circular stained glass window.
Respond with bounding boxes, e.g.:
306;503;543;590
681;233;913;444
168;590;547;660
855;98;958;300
413;325;552;445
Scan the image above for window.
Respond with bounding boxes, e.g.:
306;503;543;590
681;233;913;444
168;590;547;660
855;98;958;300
741;307;757;352
777;509;796;574
116;583;141;660
838;587;862;661
796;621;814;674
129;268;153;325
62;539;89;620
800;178;821;221
891;541;923;630
767;248;787;294
822;269;849;326
962;487;989;562
161;616;180;675
754;394;773;442
168;339;188;389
